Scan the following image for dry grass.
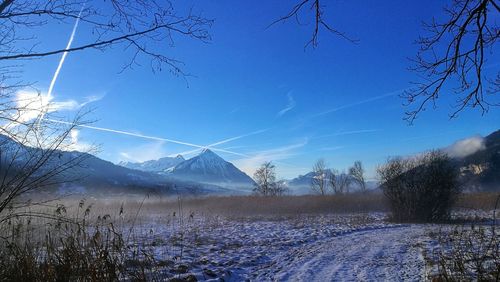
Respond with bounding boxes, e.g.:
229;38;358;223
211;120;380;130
176;193;389;216
30;191;498;220
456;192;500;211
51;193;389;219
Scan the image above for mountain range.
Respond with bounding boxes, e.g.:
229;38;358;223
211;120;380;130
120;149;255;190
1;129;498;197
119;155;185;173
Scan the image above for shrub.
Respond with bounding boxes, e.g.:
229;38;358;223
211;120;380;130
377;150;460;222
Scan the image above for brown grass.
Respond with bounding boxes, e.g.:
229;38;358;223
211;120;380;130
455;192;500;211
176;193;389;216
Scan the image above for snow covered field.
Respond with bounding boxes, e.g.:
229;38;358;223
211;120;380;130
126;212;446;281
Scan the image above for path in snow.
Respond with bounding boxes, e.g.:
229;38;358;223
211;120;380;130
269;225;431;282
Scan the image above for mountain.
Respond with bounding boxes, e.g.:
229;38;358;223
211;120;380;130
456;130;500;191
119;155;185;172
0;134;227;196
288;171;333;187
167;149;255;189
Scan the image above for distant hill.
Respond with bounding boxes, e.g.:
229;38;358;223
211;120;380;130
456;130;500;191
0;134;230;196
119;155;185;172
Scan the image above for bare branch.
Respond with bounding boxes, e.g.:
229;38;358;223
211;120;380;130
269;0;358;48
404;0;499;123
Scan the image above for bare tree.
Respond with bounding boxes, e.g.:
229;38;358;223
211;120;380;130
268;0;357;48
253;161;277;196
0;109;90;222
273;180;289;196
311;158;327;195
338;171;351;194
404;0;499;122
328;168;340;194
348;160;366;193
328;168;350;195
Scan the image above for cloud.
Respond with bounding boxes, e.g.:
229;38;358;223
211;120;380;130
445;135;485;158
4;90;102;129
11;90;102;122
277;93;296;117
67;129;93;152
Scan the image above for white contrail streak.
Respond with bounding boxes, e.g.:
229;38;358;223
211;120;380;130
45;118;255;158
311;88;409;118
46;7;83;100
46;119;206;148
37;6;84;128
313;129;380;139
209;129;268;147
167;129;268;157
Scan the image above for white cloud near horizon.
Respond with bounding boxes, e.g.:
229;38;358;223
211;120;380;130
445;135;485;158
2;90;102;151
277;93;296;117
67;128;94;152
4;90;103;129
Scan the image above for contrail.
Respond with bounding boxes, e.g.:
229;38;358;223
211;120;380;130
167;129;268;157
46;119;207;148
38;6;83;125
209;129;268;147
313;129;381;139
47;7;83;100
311;88;409;118
45;118;255;158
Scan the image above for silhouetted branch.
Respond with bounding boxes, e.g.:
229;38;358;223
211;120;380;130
0;0;212;89
269;0;358;48
404;0;499;123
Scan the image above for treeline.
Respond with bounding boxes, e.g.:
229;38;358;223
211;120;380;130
254;150;461;222
310;159;366;195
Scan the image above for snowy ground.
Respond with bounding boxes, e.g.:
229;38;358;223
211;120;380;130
125;213;445;281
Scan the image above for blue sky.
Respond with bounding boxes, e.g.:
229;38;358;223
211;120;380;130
19;0;500;179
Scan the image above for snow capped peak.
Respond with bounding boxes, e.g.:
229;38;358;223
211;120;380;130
198;148;222;160
120;155;185;172
168;148;254;187
200;148;214;154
